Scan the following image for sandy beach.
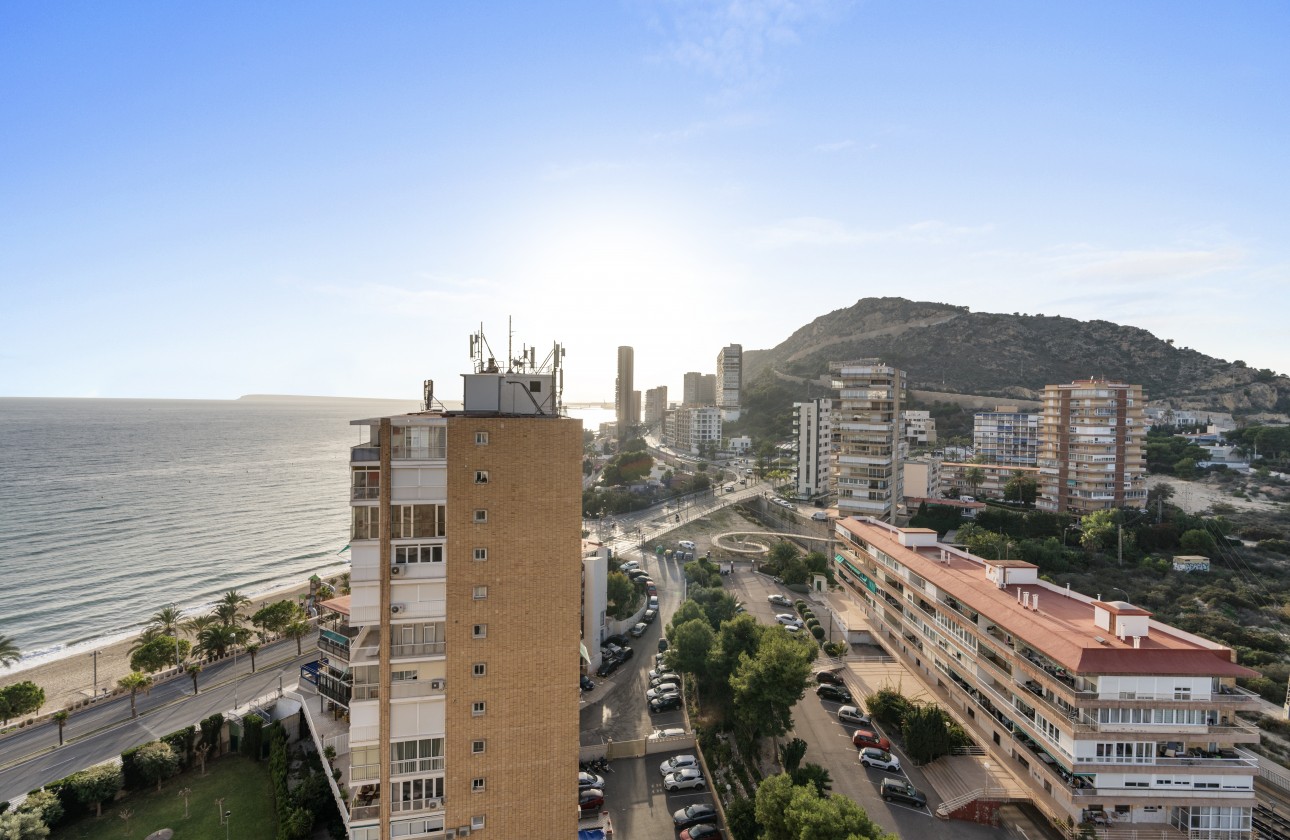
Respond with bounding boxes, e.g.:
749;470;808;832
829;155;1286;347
0;575;330;717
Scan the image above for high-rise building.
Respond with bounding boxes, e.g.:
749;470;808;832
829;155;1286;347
831;360;904;522
716;344;742;420
643;386;668;426
974;405;1040;467
682;372;716;407
792;398;834;502
316;335;582;840
1037;379;1147;514
615;346;634;440
832;517;1259;836
664;406;722;455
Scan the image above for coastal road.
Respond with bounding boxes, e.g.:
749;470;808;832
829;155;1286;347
0;633;317;803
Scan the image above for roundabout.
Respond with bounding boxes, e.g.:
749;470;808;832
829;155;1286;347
711;530;833;555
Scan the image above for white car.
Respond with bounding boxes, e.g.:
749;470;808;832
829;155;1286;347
838;705;872;727
659;754;700;776
860;747;901;772
767;594;793;607
775;613;801;625
664;768;707;791
648;727;687;742
679;540;696;551
620;560;640;572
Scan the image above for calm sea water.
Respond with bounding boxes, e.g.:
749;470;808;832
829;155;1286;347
0;398;610;672
0;396;423;669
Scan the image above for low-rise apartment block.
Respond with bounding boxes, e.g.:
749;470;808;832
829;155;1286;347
833;516;1260;837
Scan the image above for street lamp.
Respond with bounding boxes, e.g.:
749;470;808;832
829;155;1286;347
1109;587;1130;604
223;810;232;840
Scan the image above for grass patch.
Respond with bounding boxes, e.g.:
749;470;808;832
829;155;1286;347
52;754;276;839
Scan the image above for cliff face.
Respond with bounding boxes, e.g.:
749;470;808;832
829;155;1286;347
743;297;1290;413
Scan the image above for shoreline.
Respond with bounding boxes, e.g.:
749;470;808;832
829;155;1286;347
0;572;342;714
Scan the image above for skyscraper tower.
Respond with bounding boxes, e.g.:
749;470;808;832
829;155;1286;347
318;331;582;839
716;343;742;421
1037;379;1147;514
616;346;634;441
830;359;904;522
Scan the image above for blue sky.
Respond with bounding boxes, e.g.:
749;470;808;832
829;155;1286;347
2;1;1286;402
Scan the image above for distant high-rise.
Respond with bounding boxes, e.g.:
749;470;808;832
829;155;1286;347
615;346;634;440
974;406;1040;467
682;372;716;407
831;360;904;522
1037;379;1147;514
716;344;742;420
643;386;668;426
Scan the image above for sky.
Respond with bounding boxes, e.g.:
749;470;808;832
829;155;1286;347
2;1;1287;403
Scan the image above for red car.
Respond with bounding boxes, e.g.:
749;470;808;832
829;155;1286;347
851;728;892;751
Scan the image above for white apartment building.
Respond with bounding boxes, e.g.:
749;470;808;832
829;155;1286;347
833;517;1260;837
716;344;742;421
901;410;937;447
974;406;1041;467
792;398;834;502
308;337;582;840
831;360;904;522
664;406;722;455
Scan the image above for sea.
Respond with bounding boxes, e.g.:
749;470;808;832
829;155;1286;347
0;396;613;673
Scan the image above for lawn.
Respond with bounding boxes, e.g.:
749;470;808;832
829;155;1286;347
51;754;276;839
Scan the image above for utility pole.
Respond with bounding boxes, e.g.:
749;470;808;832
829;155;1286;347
1118;524;1123;567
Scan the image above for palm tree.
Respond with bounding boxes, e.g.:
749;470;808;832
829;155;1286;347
53;709;70;746
246;641;261;673
197;625;237;659
0;633;20;667
118;672;152;719
216;590;251;628
128;626;164;655
186;662;203;694
284;620;312;656
147;605;182;636
182;614;216;652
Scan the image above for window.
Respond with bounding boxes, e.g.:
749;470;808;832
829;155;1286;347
473;662;486;677
472;701;486;716
473;509;488;523
472;778;486;793
392;425;446;460
473;548;487;561
471;740;486;754
391;670;418;682
352;467;380;500
473;585;488;600
529;380;542;393
471;816;486;830
474;470;489;484
391;737;445;775
475;431;489;445
351;506;380;540
394;544;443;565
394;504;446;539
473;624;487;639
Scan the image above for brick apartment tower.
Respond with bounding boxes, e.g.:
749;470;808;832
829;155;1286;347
830;359;904;522
1037;379;1147;515
615;346;634;442
336;342;582;839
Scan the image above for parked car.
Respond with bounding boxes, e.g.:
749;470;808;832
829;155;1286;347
646;683;679;700
604;634;630;648
724;484;734;491
580;675;595;692
681;825;722;840
617;646;634;661
650;672;680;687
859;747;901;772
659;754;700;775
658;637;669;652
648;727;687;742
643;608;658;623
595;657;620;678
816;684;852;703
815;670;843;685
654;652;667;668
837;705;871;726
649;693;682;713
679;540;696;550
879;778;927;807
648;595;659;610
851;728;892;751
579;789;605;812
629;622;648;638
578;771;605;790
619;560;640;572
672;802;719;828
811;511;830;521
767;594;793;607
775;613;800;625
664;768;707;791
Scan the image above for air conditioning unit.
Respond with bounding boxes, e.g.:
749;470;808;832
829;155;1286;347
391;604;404;614
458;828;471;837
430;679;446;690
390;565;403;576
425;798;442;810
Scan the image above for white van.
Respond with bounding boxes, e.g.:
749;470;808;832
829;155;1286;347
811;511;830;522
678;540;696;551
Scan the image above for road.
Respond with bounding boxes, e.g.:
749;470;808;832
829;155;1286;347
0;634;318;803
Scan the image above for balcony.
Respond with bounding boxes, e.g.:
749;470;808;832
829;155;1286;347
352;680;447;701
351;445;380;462
351;640;446;663
319;628;356;662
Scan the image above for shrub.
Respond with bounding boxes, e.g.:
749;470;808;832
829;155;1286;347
241;714;265;761
823;641;848;657
810;626;825;641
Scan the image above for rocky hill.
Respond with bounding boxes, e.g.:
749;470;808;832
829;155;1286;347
743;297;1290;415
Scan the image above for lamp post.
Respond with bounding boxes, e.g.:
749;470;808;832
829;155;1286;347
222;809;232;840
90;650;99;697
1109;587;1130;604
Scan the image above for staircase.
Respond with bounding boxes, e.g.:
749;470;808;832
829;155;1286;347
935;787;1030;819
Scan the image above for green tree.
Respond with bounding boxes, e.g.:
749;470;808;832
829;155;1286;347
1004;472;1038;506
17;788;63;830
246;641;261;673
691;588;740;628
0;633;22;667
280;805;315;839
186;662;204;694
790;762;833;796
0;810;50;839
779;737;808;772
196;625;237;658
251;600;303;636
668;618;716;677
147;605;183;638
52;710;69;747
710;614;764;685
284;620;312;655
667;601;707;635
130;636;190;673
605;572;636;620
133;741;180;791
117;672;151;719
755;773;891;840
0;681;45;724
902;703;955;765
1180;529;1218;555
70;763;122;818
1080;510;1118;552
216;589;252;627
730;632;815;746
724;796;760;840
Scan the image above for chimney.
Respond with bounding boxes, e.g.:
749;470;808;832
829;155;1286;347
1017;589;1023;604
1133;636;1142;648
1022;593;1030;609
1031;594;1039;612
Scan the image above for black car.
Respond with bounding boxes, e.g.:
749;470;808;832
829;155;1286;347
815;684;852;703
580;675;595;692
815;671;843;686
649;693;682;713
596;656;621;678
880;778;927;807
604;633;630;647
673;803;719;828
617;645;634;661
